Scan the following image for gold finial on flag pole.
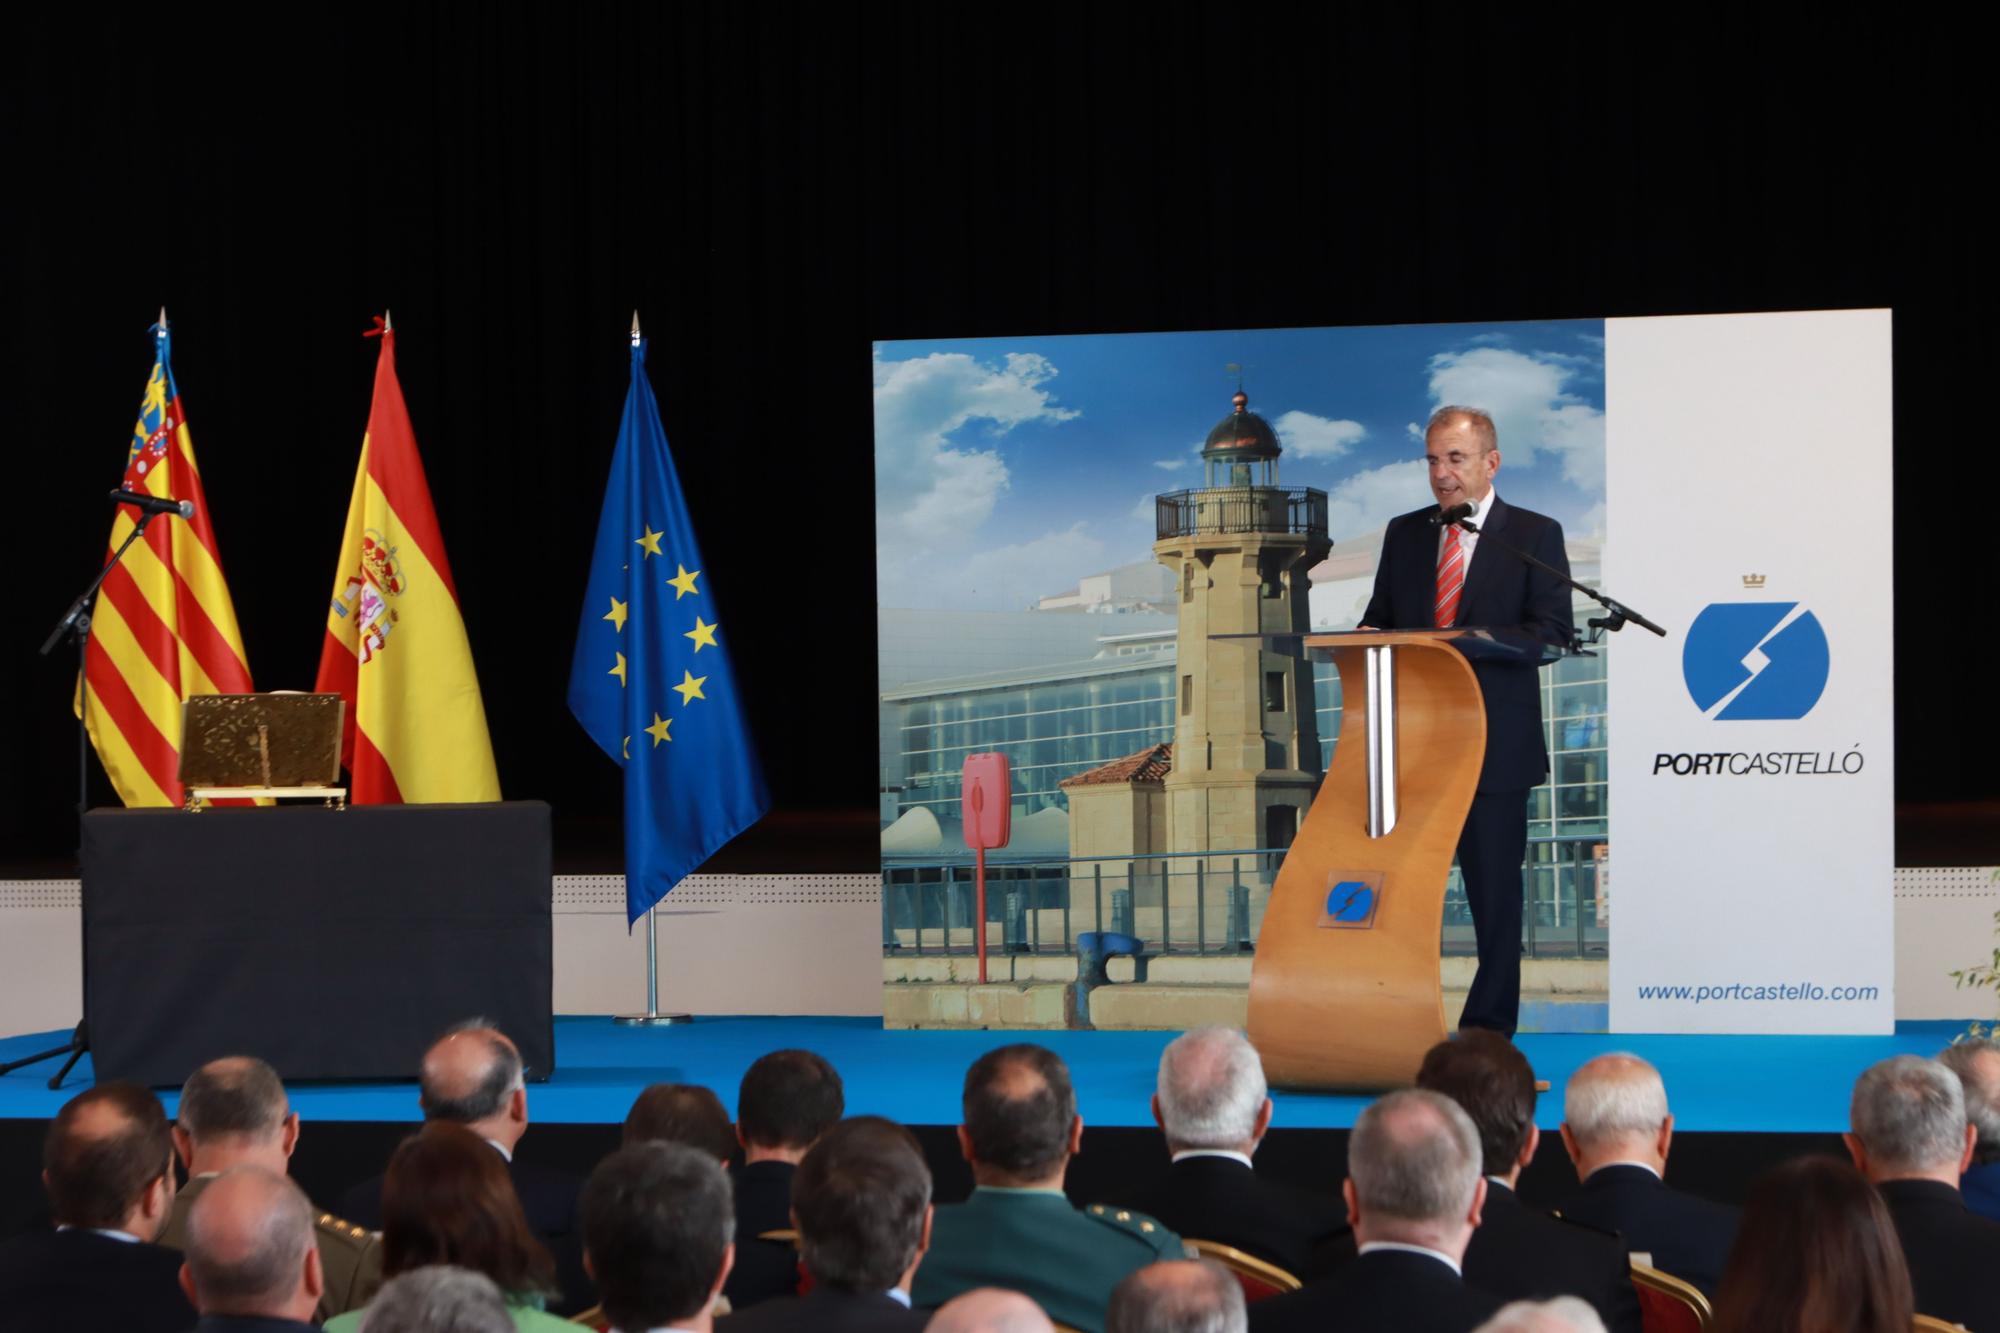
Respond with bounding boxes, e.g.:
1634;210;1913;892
157;307;168;341
631;310;642;346
383;308;393;333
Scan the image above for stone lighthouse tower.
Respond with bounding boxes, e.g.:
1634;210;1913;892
1153;390;1331;854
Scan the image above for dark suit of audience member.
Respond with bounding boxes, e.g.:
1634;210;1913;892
1417;1031;1640;1333
1557;1164;1737;1297
1128;1152;1348;1279
1251;1246;1502;1333
342;1021;589;1314
719;1050;845;1311
1847;1053;2000;1333
0;1082;195;1333
722;1285;930;1332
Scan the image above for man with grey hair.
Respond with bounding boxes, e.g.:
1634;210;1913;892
176;1165;322;1332
1552;1053;1737;1296
1249;1089;1502;1333
1473;1297;1609;1333
160;1056;382;1322
1844;1053;2000;1330
1360;405;1572;1036
928;1287;1058;1333
1121;1027;1346;1278
1108;1258;1246;1333
338;1020;589;1313
358;1267;515;1333
1938;1037;2000;1221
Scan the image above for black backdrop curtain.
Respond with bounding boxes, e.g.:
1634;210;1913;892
4;4;1985;872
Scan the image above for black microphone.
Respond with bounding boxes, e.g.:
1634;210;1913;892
1429;502;1474;527
109;489;194;519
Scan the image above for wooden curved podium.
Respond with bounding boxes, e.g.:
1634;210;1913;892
1247;631;1486;1089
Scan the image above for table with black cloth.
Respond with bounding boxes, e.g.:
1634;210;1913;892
81;801;553;1086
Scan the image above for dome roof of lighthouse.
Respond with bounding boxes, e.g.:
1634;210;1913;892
1201;390;1281;460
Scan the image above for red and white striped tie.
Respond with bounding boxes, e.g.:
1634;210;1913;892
1434;526;1465;627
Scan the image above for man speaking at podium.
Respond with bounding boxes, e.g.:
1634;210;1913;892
1361;406;1572;1037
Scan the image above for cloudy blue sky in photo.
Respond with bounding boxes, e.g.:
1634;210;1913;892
874;318;1606;612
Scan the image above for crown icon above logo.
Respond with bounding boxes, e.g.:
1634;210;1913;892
1742;574;1767;589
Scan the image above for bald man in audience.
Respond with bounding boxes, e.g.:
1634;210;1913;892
1417;1032;1639;1333
339;1019;589;1312
1845;1053;2000;1330
1250;1089;1501;1333
1552;1053;1737;1296
1108;1259;1246;1333
1122;1027;1347;1279
1938;1037;2000;1222
160;1056;382;1322
0;1083;195;1333
928;1288;1059;1333
177;1165;323;1333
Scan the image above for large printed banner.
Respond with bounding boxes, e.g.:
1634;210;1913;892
1606;310;1893;1033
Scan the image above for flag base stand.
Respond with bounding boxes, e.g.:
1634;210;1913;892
615;906;692;1025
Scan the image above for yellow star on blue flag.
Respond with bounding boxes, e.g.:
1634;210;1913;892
567;333;770;925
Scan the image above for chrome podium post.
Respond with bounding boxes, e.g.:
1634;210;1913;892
615;905;691;1026
1364;644;1399;838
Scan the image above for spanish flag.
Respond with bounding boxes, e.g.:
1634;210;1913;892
314;318;500;803
78;319;255;807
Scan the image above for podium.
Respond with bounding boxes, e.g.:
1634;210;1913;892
1246;629;1563;1088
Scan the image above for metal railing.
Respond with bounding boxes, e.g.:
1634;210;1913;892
1155;487;1329;541
881;834;1607;959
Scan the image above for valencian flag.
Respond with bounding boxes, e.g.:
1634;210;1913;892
315;317;500;803
78;318;257;807
568;331;769;924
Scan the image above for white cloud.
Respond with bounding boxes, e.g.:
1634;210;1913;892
1273;410;1366;460
873;349;1079;549
1423;346;1604;491
953;524;1111;612
1129;491;1159;523
1153;457;1193;471
1322;459;1430;543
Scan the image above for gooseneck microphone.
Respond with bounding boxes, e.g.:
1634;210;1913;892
1429;502;1474;527
108;489;195;519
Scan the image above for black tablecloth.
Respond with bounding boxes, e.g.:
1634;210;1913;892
82;802;554;1085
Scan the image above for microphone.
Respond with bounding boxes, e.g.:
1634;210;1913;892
109;489;194;519
1429;502;1474;528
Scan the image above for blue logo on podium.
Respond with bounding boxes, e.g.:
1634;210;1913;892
1682;602;1829;720
1326;881;1375;922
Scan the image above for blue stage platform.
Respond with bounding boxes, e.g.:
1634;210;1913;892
0;1017;1978;1133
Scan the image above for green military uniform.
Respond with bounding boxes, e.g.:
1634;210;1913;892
911;1186;1184;1333
159;1173;384;1323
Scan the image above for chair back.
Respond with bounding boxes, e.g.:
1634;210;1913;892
756;1227;813;1296
568;1305;609;1329
1630;1261;1712;1333
1182;1238;1303;1302
1911;1316;1964;1332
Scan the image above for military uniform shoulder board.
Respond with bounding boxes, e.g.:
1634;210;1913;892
316;1211;377;1248
1084;1203;1182;1255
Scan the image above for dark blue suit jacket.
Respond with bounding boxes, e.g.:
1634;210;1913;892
1555;1164;1738;1298
1361;497;1572;792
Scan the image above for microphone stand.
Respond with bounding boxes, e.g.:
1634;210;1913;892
1;509;161;1087
1455;514;1668;645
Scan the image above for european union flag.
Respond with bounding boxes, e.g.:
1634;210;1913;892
568;334;770;924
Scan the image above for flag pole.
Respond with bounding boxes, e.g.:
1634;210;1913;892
613;307;689;1028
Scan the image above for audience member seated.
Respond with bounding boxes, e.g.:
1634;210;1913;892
912;1042;1183;1333
928;1287;1059;1333
1108;1258;1247;1333
178;1164;325;1333
1416;1032;1639;1333
578;1141;734;1333
161;1055;383;1322
1843;1053;2000;1331
720;1115;931;1331
623;1083;738;1161
1120;1027;1347;1279
357;1266;517;1333
1938;1037;2000;1222
726;1048;845;1309
1710;1155;1911;1333
326;1123;572;1332
1552;1053;1738;1296
0;1082;195;1333
1249;1089;1501;1333
1473;1297;1607;1333
341;1019;588;1313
